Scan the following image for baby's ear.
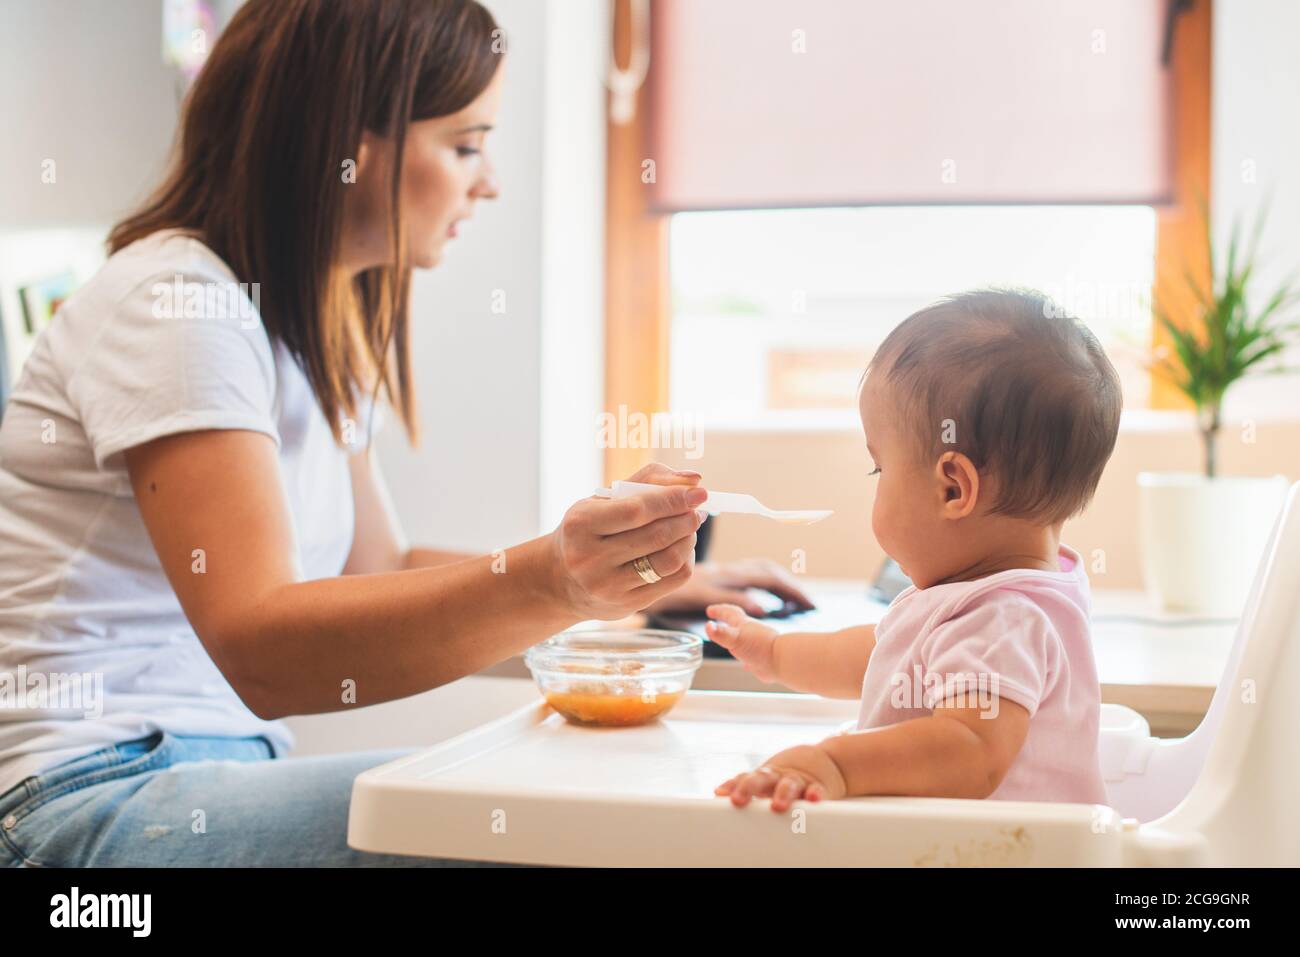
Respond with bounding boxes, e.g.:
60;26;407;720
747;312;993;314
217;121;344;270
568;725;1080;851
936;451;980;518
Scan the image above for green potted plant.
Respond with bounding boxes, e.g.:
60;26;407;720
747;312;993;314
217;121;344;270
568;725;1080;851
1138;204;1299;615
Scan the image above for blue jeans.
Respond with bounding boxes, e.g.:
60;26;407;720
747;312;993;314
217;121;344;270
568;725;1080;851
0;731;502;867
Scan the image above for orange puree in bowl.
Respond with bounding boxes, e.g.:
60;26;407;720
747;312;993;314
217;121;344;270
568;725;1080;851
545;689;684;726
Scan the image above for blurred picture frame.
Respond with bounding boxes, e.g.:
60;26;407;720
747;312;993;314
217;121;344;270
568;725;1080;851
18;271;75;337
1;270;76;405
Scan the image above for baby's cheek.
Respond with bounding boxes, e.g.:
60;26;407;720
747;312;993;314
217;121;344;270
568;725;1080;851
872;484;912;562
869;493;891;550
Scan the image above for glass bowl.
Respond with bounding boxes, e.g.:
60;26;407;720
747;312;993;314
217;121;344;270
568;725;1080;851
523;629;704;727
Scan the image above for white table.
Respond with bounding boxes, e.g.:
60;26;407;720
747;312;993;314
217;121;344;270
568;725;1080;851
1086;590;1236;734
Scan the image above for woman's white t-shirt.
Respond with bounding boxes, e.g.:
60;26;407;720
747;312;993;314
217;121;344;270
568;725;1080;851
0;229;369;796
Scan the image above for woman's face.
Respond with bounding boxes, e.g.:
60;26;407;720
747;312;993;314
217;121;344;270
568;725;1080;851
343;65;504;272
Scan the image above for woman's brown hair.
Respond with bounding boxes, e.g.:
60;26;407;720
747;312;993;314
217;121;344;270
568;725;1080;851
109;0;501;444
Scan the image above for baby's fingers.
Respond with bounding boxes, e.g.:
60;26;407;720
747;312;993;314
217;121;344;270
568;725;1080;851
728;768;779;807
714;775;743;797
706;602;749;627
704;619;739;649
704;604;747;650
770;774;806;813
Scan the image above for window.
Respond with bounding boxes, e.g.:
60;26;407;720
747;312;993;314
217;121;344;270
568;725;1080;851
604;0;1208;482
670;205;1157;426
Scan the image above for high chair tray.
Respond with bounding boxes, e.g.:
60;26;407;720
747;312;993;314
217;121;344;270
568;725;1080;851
348;690;1125;867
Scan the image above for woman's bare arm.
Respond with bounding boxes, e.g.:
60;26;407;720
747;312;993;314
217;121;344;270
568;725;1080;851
341;448;474;573
125;429;706;720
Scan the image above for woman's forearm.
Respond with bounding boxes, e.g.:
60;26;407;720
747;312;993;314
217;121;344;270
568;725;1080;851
402;546;477;569
126;432;707;723
227;535;576;719
772;625;876;698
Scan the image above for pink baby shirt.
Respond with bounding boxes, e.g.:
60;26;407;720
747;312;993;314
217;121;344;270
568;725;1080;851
856;545;1108;804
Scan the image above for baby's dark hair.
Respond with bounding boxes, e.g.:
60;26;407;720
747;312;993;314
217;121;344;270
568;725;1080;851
867;289;1122;525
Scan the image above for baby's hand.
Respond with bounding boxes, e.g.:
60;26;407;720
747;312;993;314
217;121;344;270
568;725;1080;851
705;603;779;682
715;744;848;813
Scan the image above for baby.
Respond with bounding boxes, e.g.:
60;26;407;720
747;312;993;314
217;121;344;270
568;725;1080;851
706;289;1122;811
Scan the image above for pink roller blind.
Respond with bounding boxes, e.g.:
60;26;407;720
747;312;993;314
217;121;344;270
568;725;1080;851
648;0;1173;210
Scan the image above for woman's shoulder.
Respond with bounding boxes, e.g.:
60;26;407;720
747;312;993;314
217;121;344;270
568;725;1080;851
85;228;241;308
46;228;277;413
52;228;269;352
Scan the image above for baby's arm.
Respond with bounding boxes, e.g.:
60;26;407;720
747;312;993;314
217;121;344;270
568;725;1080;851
718;696;1031;810
705;604;874;699
822;697;1031;798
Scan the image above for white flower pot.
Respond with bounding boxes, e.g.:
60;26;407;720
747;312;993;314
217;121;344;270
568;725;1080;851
1137;472;1289;617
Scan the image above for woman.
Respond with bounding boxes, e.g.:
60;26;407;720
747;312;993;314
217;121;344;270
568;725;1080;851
0;0;806;867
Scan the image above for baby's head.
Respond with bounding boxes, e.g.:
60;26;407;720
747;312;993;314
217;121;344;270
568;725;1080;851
860;289;1122;588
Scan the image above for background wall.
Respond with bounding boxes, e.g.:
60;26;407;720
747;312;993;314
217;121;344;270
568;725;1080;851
373;0;607;553
1212;0;1300;420
0;0;180;388
0;1;179;228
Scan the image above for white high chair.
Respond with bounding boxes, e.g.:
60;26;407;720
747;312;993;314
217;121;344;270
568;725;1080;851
348;482;1300;867
1098;479;1300;865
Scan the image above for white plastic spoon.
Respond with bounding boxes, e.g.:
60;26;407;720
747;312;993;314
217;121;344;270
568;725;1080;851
592;480;833;525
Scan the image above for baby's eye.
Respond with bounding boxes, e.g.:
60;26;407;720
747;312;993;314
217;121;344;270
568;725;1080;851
456;145;482;158
868;467;881;477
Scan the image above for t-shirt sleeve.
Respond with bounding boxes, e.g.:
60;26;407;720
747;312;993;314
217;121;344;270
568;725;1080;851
66;269;280;471
918;592;1059;718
